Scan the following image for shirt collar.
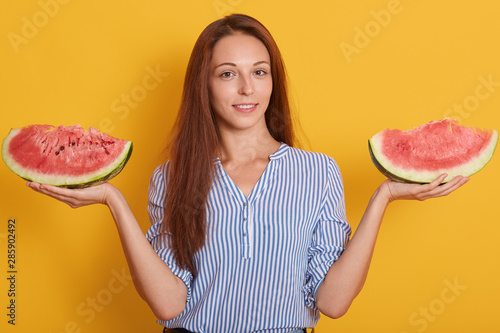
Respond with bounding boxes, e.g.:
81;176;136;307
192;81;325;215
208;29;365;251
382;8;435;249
269;142;290;160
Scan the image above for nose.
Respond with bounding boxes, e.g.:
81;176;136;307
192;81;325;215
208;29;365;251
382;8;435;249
238;75;254;95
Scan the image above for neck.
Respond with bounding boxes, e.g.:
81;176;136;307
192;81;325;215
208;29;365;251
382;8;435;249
217;126;280;163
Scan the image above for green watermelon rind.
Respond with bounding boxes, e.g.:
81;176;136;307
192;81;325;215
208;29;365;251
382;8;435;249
368;129;498;184
2;128;133;188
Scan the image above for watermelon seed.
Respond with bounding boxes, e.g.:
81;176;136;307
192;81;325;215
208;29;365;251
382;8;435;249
55;151;59;156
60;146;65;151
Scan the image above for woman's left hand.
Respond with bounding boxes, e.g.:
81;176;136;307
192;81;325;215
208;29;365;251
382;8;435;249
381;174;470;203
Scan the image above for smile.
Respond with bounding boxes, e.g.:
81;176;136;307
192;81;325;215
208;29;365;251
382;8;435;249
233;104;258;113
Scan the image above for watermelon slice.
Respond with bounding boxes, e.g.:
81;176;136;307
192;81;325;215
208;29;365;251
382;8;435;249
2;124;133;188
369;118;498;183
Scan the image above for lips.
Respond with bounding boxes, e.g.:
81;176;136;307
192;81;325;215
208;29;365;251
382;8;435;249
232;103;258;113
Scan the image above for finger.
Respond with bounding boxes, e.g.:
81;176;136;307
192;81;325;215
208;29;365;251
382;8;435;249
429;173;448;188
435;176;469;197
28;182;70;198
414;174;448;195
27;182;87;207
420;176;469;199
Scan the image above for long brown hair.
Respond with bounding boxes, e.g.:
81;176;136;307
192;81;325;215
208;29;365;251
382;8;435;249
165;14;295;276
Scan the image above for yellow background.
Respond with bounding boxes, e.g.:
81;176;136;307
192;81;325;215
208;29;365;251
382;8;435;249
1;0;499;332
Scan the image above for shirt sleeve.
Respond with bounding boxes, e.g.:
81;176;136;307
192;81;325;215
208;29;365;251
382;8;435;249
303;157;352;309
145;163;193;302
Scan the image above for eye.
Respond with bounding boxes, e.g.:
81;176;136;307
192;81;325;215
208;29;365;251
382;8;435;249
220;71;235;79
254;69;267;76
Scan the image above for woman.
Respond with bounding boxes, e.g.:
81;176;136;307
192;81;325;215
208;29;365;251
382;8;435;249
28;14;469;333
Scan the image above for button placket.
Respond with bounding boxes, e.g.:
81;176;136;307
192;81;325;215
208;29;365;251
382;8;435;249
242;200;251;259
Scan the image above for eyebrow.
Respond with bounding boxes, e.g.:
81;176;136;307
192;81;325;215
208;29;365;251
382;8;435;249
214;60;270;69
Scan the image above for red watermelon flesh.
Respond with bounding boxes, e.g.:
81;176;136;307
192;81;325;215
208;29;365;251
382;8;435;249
2;124;133;188
369;119;497;183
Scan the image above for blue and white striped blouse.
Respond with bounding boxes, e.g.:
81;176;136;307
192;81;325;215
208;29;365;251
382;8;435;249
146;143;352;333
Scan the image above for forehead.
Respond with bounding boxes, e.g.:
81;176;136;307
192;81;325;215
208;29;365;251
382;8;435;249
211;33;270;64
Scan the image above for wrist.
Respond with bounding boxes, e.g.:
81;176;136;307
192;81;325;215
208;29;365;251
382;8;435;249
102;183;122;207
374;181;393;206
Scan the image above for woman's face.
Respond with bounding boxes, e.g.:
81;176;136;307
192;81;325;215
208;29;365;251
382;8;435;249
208;33;273;134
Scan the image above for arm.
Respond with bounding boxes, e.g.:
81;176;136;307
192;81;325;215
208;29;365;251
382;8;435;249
27;182;187;321
315;174;469;319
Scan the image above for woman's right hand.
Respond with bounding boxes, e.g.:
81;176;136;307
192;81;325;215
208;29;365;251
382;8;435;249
27;182;116;208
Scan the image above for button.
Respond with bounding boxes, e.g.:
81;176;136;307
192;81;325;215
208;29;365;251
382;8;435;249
243;233;247;236
243;202;247;206
243;217;247;221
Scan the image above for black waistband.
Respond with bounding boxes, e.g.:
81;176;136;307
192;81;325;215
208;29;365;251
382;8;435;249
163;329;308;333
164;328;193;333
